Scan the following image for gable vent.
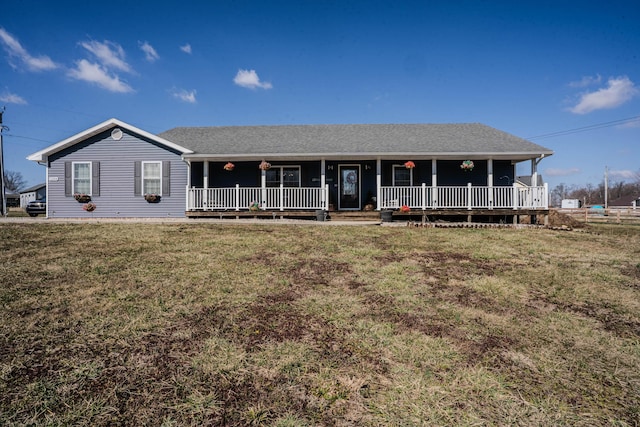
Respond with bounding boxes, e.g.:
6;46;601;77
111;128;123;141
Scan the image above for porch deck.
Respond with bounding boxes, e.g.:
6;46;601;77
186;207;549;224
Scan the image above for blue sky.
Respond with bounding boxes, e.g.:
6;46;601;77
1;0;639;189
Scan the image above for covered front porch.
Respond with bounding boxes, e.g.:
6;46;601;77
184;158;549;216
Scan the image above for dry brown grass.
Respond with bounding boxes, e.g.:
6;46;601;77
1;222;639;426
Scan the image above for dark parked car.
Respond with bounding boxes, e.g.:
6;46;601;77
26;197;46;217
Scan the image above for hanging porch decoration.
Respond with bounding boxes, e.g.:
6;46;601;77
460;160;474;172
404;161;415;169
258;160;271;171
223;162;235;171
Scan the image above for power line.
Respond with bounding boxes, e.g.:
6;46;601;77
4;133;56;145
527;114;640;140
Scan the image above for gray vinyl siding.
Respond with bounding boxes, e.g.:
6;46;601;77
47;128;187;218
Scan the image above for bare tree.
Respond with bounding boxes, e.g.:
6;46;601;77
551;183;573;207
3;170;26;193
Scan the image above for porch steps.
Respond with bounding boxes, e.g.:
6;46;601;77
327;211;381;221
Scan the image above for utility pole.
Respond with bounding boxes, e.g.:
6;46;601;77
604;165;608;209
0;107;6;217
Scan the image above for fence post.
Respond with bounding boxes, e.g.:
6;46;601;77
467;183;472;210
422;183;426;210
513;184;518;210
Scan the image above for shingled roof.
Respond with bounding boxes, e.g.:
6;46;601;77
159;123;553;161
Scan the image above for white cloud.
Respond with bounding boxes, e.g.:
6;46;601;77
68;59;133;93
569;74;601;88
569;76;639;114
0;27;57;71
180;43;192;54
233;69;272;90
80;40;132;73
610;169;638;180
0;91;27;105
171;88;197;103
545;167;581;177
139;41;159;62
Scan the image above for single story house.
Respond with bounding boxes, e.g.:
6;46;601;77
609;195;640;209
27;118;553;220
19;183;46;208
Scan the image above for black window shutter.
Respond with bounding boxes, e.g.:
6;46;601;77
162;161;171;196
92;161;100;196
134;161;141;196
65;161;72;196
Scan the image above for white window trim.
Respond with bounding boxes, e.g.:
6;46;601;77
266;165;301;187
142;161;163;196
72;161;92;195
392;164;413;186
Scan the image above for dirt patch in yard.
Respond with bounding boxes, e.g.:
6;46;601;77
548;209;586;228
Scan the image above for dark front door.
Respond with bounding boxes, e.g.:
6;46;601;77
339;165;360;210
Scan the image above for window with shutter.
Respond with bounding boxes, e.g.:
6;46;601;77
73;162;92;194
142;161;162;195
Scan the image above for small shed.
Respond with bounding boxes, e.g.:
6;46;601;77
20;183;46;208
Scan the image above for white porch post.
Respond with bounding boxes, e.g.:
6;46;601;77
531;159;538;187
261;169;267;210
376;158;381;211
279;184;284;211
185;160;191;212
203;160;209;209
321;158;326;210
235;184;240;211
431;159;437;209
487;158;494;209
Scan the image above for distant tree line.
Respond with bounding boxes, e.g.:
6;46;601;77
550;171;640;207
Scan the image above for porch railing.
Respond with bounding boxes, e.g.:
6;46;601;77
187;184;329;211
379;183;548;210
187;183;548;211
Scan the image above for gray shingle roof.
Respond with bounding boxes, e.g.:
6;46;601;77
159;123;553;160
